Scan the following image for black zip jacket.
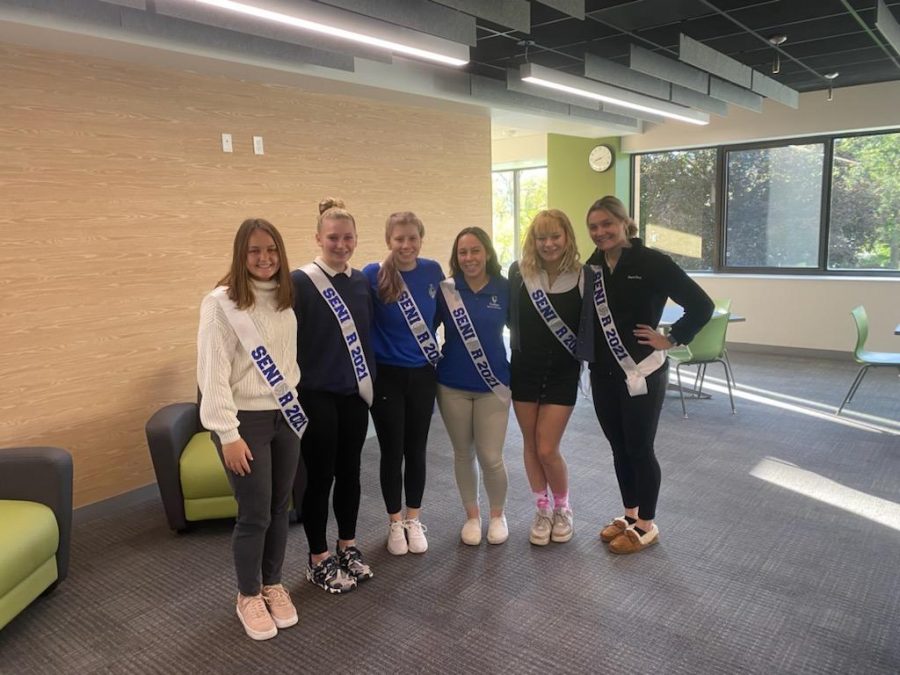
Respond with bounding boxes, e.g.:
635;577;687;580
576;238;713;371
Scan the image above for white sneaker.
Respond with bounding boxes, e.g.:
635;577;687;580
461;517;482;545
404;518;428;554
529;507;553;546
487;515;508;545
387;520;408;555
551;508;574;543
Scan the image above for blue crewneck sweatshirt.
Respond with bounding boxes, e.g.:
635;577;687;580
362;258;444;368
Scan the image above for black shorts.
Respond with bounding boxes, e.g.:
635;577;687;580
510;350;581;406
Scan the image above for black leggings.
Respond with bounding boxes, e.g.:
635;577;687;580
298;389;369;554
370;363;437;514
590;363;668;521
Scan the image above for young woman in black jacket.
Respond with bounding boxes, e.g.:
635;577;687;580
577;196;713;554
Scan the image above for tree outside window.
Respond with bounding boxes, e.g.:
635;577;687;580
492;167;547;270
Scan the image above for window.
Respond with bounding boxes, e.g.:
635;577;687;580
829;132;900;271
491;167;547;269
632;129;900;275
635;149;716;271
724;143;824;269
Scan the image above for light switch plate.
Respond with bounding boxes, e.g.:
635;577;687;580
253;136;264;155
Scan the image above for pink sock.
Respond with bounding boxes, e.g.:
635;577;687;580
552;491;569;510
533;489;550;510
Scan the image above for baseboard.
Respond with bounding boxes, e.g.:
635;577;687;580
74;483;159;524
726;342;850;361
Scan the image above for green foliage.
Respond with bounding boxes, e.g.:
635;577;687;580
492;168;548;270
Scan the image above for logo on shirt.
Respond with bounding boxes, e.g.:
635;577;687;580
428;283;436;299
487;295;502;310
627;275;643;280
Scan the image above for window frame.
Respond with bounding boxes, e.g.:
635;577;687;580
491;165;547;264
630;127;900;277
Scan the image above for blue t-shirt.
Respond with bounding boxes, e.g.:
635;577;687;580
362;259;444;368
437;274;511;392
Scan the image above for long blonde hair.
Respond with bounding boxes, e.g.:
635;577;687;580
519;209;581;279
377;211;424;304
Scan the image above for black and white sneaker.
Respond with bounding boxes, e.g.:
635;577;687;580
337;543;374;582
306;554;356;594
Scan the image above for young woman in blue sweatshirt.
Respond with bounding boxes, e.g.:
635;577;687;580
362;212;444;556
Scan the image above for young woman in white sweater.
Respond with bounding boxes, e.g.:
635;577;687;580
197;218;303;641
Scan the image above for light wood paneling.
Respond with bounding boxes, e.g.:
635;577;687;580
0;44;491;506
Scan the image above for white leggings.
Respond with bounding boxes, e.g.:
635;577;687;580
436;384;509;511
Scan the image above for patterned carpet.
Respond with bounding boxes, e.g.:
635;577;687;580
1;352;898;674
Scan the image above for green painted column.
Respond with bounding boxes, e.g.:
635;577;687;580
547;133;630;258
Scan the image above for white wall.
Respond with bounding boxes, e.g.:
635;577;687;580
691;276;898;353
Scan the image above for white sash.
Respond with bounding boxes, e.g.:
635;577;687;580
390;267;441;366
590;265;665;397
522;273;578;358
212;287;307;439
440;278;511;403
300;263;374;407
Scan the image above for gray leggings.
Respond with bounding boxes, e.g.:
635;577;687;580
436;384;509;511
212;409;300;597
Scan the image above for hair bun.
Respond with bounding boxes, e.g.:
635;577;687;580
318;197;346;214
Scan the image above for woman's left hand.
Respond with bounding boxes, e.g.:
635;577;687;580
633;324;671;350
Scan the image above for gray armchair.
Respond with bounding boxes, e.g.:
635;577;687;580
0;446;73;629
146;402;305;532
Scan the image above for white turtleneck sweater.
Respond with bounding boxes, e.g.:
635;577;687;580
197;279;300;444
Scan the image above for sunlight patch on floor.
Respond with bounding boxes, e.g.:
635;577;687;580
668;371;900;436
750;457;900;532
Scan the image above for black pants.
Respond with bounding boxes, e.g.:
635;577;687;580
212;410;300;596
370;363;437;514
299;389;369;554
590;363;668;521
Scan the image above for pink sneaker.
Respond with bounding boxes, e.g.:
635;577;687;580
262;584;298;629
236;593;277;640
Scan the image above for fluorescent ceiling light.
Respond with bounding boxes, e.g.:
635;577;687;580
520;63;709;126
195;0;469;67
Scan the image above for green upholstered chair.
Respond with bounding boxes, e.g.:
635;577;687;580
668;301;736;418
837;306;900;415
145;402;304;531
145;402;237;531
0;447;73;631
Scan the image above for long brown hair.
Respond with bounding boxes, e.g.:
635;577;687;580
448;227;502;278
377;211;425;304
519;209;581;278
586;195;638;237
216;218;293;310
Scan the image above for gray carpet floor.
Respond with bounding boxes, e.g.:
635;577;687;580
1;352;898;674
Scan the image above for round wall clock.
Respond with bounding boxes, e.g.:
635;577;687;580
588;144;615;172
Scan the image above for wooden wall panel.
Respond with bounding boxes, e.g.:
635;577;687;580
0;44;491;506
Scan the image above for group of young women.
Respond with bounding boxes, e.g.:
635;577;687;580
196;195;713;641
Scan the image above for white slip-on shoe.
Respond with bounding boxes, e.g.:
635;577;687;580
487;515;509;545
461;517;482;546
